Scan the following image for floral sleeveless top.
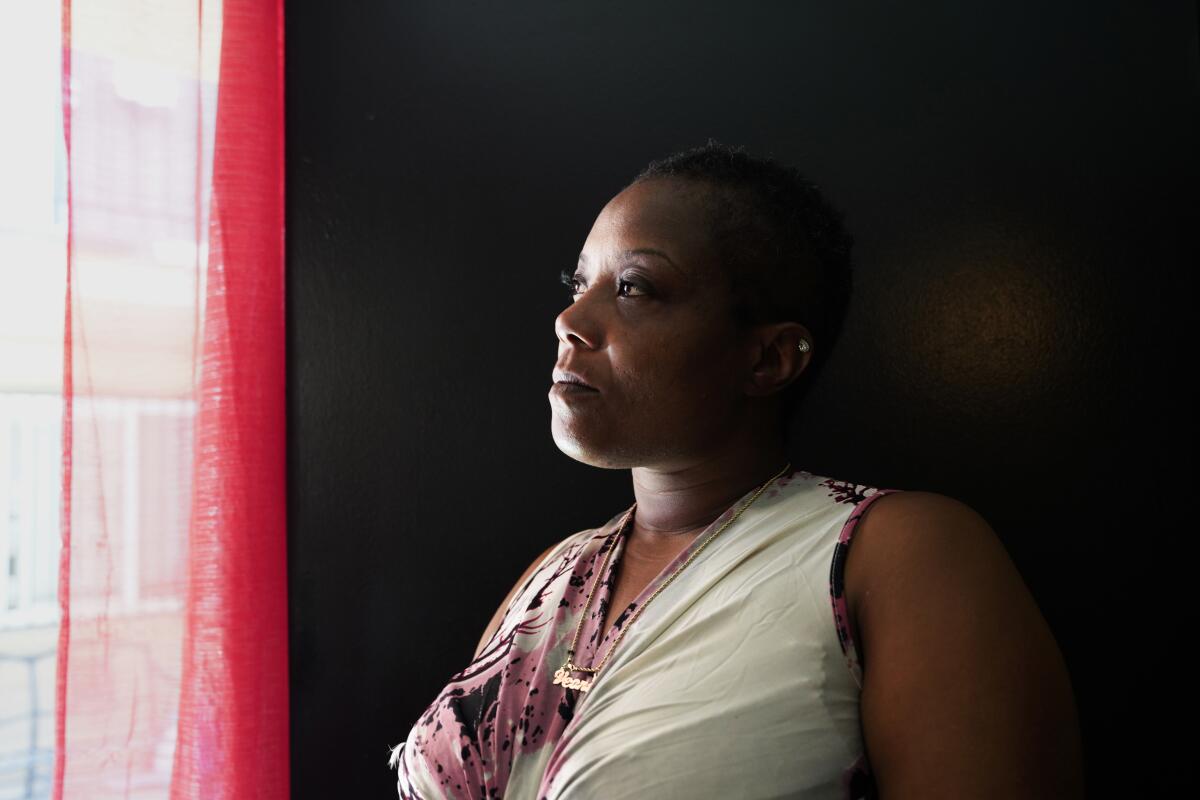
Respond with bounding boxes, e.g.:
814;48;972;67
388;467;902;798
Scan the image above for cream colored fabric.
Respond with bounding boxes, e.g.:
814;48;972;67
392;470;890;799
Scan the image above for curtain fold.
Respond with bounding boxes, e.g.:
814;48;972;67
54;1;287;797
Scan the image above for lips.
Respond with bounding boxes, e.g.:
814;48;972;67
552;368;598;390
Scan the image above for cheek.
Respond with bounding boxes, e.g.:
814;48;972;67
681;351;741;406
613;335;739;410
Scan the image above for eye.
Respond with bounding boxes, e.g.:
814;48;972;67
617;279;647;297
558;269;649;300
560;268;582;297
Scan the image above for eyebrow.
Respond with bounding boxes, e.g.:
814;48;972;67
577;248;682;274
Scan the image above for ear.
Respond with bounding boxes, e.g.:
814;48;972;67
743;322;814;398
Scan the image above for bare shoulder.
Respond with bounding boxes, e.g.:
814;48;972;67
844;490;1001;609
843;491;998;646
845;490;1085;797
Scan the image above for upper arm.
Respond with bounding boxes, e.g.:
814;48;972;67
847;491;1084;799
472;539;562;661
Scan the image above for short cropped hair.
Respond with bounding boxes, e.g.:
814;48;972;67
628;139;854;435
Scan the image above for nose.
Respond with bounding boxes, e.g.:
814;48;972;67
554;292;599;350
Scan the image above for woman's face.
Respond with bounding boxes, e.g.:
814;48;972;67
550;177;758;469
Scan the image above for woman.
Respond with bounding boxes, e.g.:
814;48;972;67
388;141;1084;798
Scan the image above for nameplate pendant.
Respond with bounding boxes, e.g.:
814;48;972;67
552;666;592;692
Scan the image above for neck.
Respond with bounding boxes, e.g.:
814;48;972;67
628;438;789;541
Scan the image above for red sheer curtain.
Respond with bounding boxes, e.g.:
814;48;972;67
55;1;288;798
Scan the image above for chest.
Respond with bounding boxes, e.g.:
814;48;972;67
597;533;698;639
539;523;869;799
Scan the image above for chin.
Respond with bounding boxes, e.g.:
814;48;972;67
549;418;636;470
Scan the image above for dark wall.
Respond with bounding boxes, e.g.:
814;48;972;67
286;2;1197;796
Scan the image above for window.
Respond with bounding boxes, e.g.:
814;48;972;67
0;3;221;797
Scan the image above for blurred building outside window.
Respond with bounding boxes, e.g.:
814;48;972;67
0;3;221;797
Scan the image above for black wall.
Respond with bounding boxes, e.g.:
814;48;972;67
286;2;1197;796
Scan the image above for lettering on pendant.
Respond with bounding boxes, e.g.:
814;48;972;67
552;667;592;692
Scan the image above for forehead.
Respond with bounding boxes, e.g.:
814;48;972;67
581;178;716;273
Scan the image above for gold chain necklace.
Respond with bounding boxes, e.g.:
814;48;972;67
552;461;791;693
